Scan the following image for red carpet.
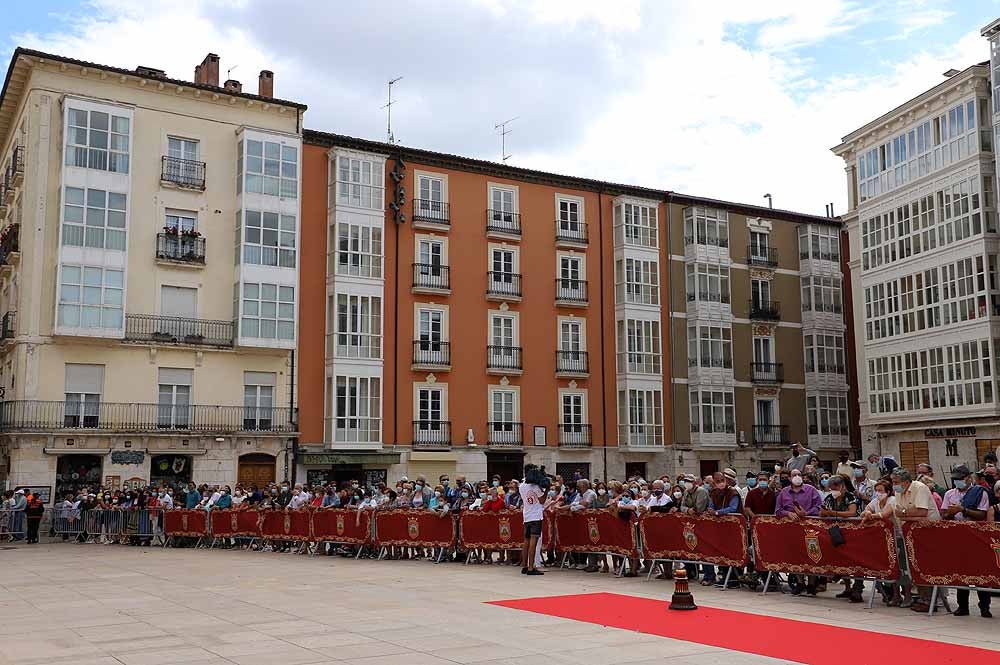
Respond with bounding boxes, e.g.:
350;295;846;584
488;592;996;664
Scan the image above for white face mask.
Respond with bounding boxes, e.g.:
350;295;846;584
597;489;607;496
791;476;804;487
673;491;683;500
831;489;842;499
682;481;693;491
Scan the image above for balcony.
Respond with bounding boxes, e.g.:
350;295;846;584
4;145;24;198
486;272;522;301
752;424;790;447
556;350;589;377
412;340;451;371
555;221;588;247
0;400;296;433
1;311;14;342
684;234;729;249
412;263;450;294
161;155;206;190
486;209;521;239
618;424;664;448
751;362;784;384
555;278;588;306
747;245;778;268
124;314;234;348
558;423;592;447
487;422;523;447
412;420;452;450
412;199;450;229
156;233;206;265
749;299;780;321
487;345;522;375
0;222;19;268
687;290;731;305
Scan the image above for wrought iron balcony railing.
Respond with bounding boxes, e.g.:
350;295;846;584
749;299;781;320
487;345;522;371
558;423;592;447
0;400;295;433
752;424;790;446
412;263;450;290
412;420;451;449
161;155;206;189
486;209;521;236
412;199;450;225
125;314;234;347
750;362;784;384
555;278;588;303
412;340;451;367
555;220;588;244
156;233;206;264
747;245;778;268
487;421;523;447
556;350;589;374
487;272;522;298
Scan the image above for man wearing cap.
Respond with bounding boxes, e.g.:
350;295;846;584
850;461;876;502
941;465;992;617
785;442;818;474
723;468;746;502
679;474;709;514
10;489;27;541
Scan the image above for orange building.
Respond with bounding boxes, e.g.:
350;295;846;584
296;131;854;486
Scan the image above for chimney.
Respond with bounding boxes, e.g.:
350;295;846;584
196;53;219;87
258;70;274;98
224;79;242;93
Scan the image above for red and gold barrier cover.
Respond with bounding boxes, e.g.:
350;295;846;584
554;509;639;557
903;521;1000;589
312;508;372;545
374;509;457;548
751;516;899;579
640;512;749;566
163;509;208;537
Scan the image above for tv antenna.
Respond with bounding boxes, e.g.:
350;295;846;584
383;76;403;144
494;116;518;162
226;65;238;79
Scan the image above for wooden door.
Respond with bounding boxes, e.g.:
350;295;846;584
238;458;275;486
976;439;1000;467
898;441;929;471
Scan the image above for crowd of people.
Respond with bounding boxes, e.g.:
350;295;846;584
4;443;999;617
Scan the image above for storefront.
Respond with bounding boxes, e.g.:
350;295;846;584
55;453;103;498
149;454;193;487
296;450;400;490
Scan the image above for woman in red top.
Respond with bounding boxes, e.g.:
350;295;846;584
481;486;507;564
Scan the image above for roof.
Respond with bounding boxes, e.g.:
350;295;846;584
831;61;988;154
0;47;306;146
305;129;840;226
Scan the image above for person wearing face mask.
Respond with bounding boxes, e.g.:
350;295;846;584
505;480;522;509
889;468;939;611
818;474;831;500
184;482;201;510
820;476;862;602
679;474;709;515
848;461;875;503
700;472;741;587
785;442;818;474
939;465;992;617
774;469;823;595
744;471;776;518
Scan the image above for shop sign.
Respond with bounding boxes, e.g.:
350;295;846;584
923;427;976;438
110;450;145;465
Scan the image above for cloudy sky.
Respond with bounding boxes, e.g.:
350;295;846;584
3;0;997;215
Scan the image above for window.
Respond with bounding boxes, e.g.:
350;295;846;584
336;223;383;278
168;137;198;161
558;198;582;231
804;334;845;374
418;239;443;267
240;282;295;340
617;318;661;374
62;187;127;250
417;308;444;347
245;139;297;198
687;325;732;369
689;390;734;434
490;187;516;218
490;314;516;348
66;107;129;173
685;263;730;304
799;225;841;262
334;376;381;443
749;230;769;258
64;364;103;428
416;387;444;426
415;174;446;222
898;441;930;471
801;276;843;314
616;257;659;305
561;393;586;441
557;255;584;298
335;294;382;359
807;393;848;436
489;389;520;443
489;248;518;296
58;265;124;330
244;372;276;430
242;210;297;268
336;155;382;209
751;279;771;307
165;209;197;233
560;320;583;352
158;368;192;428
618;389;663;446
683;207;728;248
615;202;658;248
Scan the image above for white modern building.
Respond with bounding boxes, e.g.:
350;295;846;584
832;53;1000;472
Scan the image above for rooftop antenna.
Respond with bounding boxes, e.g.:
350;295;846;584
494;116;518;162
764;193;773;209
383;76;403;144
226;64;238;79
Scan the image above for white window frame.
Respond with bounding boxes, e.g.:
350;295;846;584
333;375;381;443
335;293;383;359
65;105;130;174
240;282;295;341
61;186;127;251
57;265;124;331
335;222;383;279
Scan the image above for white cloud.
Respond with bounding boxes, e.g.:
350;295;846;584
4;0;990;216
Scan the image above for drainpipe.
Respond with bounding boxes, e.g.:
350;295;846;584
289;348;297;484
665;195;677;474
598;188;608;483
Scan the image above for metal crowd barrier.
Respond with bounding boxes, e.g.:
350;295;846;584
47;508;166;544
0;509;26;540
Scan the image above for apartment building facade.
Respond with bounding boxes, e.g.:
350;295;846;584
0;49;304;498
833;57;1000;472
298;132;851;484
668;196;853;476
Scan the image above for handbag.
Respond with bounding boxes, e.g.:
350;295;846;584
828;524;846;547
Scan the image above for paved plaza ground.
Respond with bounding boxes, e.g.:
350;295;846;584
1;542;998;665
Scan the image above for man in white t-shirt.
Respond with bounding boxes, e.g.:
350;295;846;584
519;464;546;576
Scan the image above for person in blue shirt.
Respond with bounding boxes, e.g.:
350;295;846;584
184;482;201;510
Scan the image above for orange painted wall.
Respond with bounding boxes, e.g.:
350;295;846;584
298;143;330;444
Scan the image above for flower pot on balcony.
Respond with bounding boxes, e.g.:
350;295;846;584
183;333;205;344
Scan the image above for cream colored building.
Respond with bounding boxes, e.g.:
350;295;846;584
0;49;304;499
